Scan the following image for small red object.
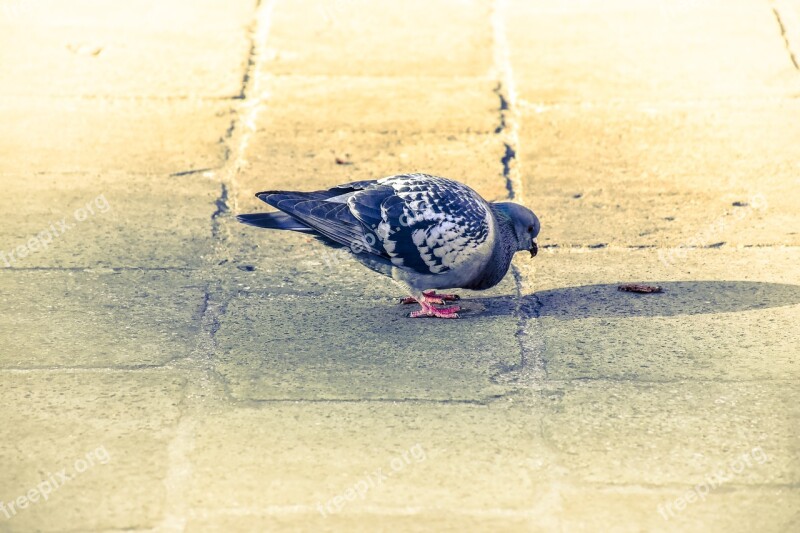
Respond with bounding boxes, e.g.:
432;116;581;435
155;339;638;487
618;284;663;294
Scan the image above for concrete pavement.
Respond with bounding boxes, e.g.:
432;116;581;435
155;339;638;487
1;0;799;531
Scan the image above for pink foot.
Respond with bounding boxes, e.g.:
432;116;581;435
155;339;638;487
408;300;461;319
400;290;461;305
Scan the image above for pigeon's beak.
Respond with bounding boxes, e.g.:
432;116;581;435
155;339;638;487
530;240;538;258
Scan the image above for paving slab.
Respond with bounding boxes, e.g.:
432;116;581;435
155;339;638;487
212;289;520;401
0;0;255;97
182;400;550;513
266;0;492;77
0;173;219;269
234;130;508;216
0;270;207;368
0;371;185;531
182;486;800;532
0;97;234;175
1;27;251;99
257;75;499;135
0;0;256;32
554;484;800;533
518;100;800;248
538;380;799;486
504;245;800;530
220;234;396;299
504;0;800;102
512;248;800;382
185;513;539;533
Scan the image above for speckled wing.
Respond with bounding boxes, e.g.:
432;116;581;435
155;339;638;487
347;174;494;275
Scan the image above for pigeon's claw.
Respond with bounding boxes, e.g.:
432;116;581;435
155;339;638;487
408;306;461;319
400;290;461;305
408;300;461;319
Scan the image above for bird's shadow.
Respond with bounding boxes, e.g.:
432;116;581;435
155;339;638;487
467;281;800;320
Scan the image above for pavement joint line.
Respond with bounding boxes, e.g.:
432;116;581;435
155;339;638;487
224;0;277;211
55;529;153;533
0;368;173;374
210;182;230;240
519;276;548;380
771;0;800;71
0;375;513;403
516;94;800;110
14;88;787;108
505;264;526;378
0;365;188;372
182;505;543;519
491;0;523;202
161;400;195;532
491;0;531;389
1;368;794;386
159;283;233;531
490;265;548;387
573;481;800;490
234;40;258;101
535;245;800;255
0;266;202;272
231;397;505;406
0;170;225;178
0;93;245;101
203;0;276;261
740;244;800;248
0;76;514;104
225;126;499;135
541;378;799;384
245;73;502;82
155;3;278;526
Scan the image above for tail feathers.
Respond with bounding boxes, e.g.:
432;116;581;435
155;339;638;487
255;180;376;206
236;212;314;233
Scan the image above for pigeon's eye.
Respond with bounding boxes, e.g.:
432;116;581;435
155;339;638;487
527;225;534;233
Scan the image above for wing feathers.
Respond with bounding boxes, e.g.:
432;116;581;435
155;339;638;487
243;174;494;277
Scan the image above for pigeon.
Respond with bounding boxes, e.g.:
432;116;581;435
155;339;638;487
237;173;540;318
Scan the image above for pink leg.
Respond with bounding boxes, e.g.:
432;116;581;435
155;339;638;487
400;290;461;305
407;299;461;319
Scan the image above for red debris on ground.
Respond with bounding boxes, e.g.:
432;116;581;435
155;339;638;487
618;284;664;294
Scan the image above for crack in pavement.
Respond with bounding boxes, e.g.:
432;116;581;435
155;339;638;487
771;2;800;70
493;82;517;199
500;141;517;200
169;167;217;177
492;0;548;389
211;182;230;241
493;82;509;134
157;3;278;529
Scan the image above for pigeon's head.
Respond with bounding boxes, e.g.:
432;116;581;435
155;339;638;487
494;202;541;257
